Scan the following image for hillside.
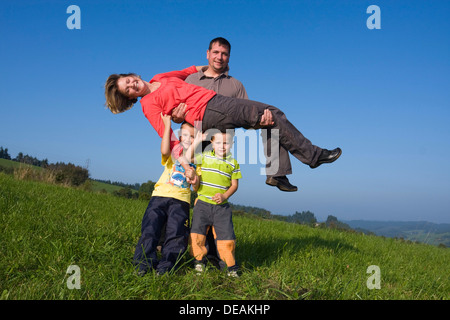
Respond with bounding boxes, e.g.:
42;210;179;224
0;172;449;300
0;157;128;195
345;220;450;247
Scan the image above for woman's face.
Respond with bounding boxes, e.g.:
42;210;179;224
116;75;146;99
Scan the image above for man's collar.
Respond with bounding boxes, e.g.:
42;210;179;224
200;66;230;79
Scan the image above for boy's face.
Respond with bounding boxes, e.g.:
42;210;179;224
212;133;233;158
180;124;194;150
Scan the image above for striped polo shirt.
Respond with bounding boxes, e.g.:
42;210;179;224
197;150;242;205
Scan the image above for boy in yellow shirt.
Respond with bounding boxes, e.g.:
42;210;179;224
133;114;200;276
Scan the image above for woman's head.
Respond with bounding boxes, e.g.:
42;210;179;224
104;73;144;114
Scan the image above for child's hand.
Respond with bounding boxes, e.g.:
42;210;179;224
212;193;227;204
185;167;196;181
186;174;197;185
160;113;172;128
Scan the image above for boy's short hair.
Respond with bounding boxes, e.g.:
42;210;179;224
211;129;235;141
180;121;194;130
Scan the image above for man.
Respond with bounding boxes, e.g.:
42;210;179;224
172;37;281;270
171;37;297;192
170;37;296;271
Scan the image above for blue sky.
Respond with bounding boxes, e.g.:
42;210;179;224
1;0;449;223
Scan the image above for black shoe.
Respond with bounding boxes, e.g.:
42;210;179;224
310;148;342;169
266;176;298;192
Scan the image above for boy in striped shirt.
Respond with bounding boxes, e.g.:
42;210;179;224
190;130;242;276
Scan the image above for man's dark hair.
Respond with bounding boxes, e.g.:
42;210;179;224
209;37;231;54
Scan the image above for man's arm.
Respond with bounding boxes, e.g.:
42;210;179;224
171;103;187;123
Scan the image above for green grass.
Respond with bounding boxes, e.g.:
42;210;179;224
0;158;129;195
89;179;127;194
0;172;448;300
0;158;43;171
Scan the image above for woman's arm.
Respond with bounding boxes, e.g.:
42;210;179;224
196;65;208;72
153;65;206;82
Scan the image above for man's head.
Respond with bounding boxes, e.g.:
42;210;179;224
206;37;231;74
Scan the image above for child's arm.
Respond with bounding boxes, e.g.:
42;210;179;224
191;172;200;192
184;127;204;164
160;113;172;157
212;179;239;204
160;112;195;175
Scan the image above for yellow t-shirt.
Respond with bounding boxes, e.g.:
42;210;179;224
151;154;200;204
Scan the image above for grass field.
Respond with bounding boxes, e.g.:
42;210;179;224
0;172;448;300
0;158;127;195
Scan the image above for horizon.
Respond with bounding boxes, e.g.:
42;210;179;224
1;0;449;224
1;147;449;225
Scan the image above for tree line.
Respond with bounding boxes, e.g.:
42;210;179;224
0;146;89;187
230;203;354;231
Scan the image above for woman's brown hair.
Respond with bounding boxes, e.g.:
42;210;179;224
104;73;139;114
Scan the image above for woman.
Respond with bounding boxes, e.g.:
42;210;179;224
104;65;341;192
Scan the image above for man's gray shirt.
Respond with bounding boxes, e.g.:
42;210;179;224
185;69;248;99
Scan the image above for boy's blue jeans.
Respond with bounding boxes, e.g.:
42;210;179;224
133;196;190;274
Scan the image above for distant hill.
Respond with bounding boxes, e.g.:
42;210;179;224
344;220;450;247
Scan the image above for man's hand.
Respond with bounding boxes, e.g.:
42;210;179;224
172;103;187;123
259;109;274;127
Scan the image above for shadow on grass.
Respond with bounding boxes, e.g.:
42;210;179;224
236;235;359;269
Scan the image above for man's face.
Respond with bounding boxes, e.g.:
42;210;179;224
206;42;230;73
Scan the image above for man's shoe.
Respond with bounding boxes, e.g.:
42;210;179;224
266;176;298;192
310;148;342;169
